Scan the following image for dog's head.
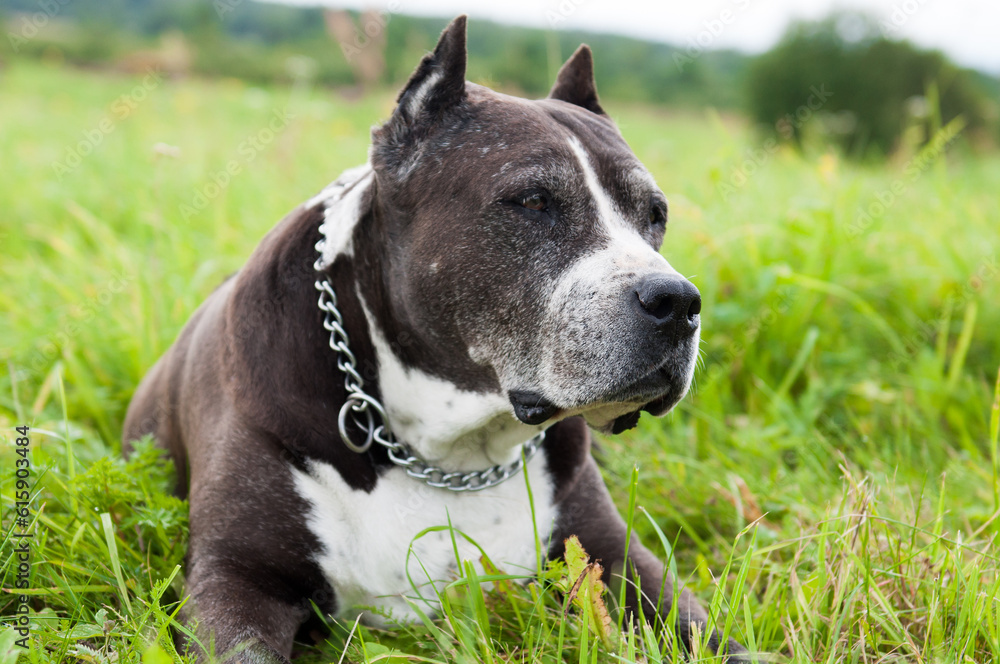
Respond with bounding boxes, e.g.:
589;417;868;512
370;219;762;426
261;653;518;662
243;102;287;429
367;16;700;435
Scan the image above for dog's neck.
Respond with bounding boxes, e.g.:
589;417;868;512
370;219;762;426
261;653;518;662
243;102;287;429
357;293;545;469
313;164;545;471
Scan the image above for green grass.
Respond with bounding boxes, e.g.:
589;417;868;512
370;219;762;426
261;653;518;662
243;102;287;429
2;59;999;663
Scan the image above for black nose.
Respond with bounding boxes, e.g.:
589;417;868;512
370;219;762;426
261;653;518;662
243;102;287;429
634;275;701;334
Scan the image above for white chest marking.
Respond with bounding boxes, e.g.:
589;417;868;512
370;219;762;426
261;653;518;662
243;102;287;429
291;453;556;626
357;294;547;468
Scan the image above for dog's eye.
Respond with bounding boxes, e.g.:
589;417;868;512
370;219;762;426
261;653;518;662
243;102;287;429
506;190;556;225
521;194;548;211
649;199;668;226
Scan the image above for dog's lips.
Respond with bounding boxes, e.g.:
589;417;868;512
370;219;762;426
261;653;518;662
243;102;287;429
507;359;691;432
604;362;683;406
579;362;690;433
639;391;677;417
508;390;561;425
610;410;642;434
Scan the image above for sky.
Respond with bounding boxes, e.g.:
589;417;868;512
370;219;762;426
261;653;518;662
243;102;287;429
282;0;1000;74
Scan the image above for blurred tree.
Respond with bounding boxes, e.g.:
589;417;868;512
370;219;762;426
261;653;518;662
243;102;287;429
324;9;387;91
2;0;995;118
746;13;990;157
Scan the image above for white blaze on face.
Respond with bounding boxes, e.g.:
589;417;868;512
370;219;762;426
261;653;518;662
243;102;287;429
564;135;677;272
535;136;697;411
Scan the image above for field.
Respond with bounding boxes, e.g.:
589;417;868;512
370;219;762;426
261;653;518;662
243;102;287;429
1;60;999;663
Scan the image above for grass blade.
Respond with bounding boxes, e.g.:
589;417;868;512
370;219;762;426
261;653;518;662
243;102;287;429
990;365;1000;515
100;512;133;614
945;301;977;396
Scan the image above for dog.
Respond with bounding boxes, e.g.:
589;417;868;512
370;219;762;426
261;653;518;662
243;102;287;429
124;15;748;663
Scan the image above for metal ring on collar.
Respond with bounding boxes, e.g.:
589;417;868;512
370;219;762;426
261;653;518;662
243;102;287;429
317;266;548;491
337;393;387;453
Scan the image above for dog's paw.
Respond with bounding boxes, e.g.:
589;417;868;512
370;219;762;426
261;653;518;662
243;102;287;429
212;639;291;664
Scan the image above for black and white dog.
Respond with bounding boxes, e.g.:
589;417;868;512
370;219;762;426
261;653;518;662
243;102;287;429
124;16;748;662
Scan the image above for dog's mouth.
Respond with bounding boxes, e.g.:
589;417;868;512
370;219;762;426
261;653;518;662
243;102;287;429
508;362;689;434
508;390;560;426
599;364;687;434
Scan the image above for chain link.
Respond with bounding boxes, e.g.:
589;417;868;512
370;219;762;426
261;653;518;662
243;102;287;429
314;250;544;491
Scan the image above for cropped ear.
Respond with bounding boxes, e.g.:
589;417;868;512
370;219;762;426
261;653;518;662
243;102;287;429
372;15;467;173
548;44;605;115
395;15;467;120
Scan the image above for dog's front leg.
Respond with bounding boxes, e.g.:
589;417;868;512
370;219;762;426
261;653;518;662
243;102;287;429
182;558;310;664
550;457;749;661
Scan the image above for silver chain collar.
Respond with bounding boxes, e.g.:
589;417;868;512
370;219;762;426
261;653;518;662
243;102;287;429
312;255;544;492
